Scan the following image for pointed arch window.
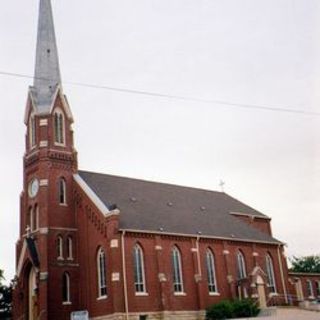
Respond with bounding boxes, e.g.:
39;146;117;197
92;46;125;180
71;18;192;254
62;272;71;303
27;207;32;231
265;254;276;293
67;237;73;260
206;249;218;294
29;114;36;148
306;280;314;297
54;110;65;144
236;250;247;279
316;281;320;296
133;244;146;293
97;247;107;297
58;178;67;205
57;236;63;260
30;205;39;232
172;246;184;293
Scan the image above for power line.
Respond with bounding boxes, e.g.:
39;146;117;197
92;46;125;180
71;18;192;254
1;70;320;116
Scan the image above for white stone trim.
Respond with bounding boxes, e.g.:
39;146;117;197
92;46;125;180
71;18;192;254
110;239;119;248
174;292;187;296
39;272;49;281
223;250;230;255
112;272;120;282
155;245;162;251
252;252;259;257
39;119;48;126
50;227;78;231
135;292;149;296
39;140;48;147
40;179;48;187
39;228;49;234
209;292;220;296
73;173;112;216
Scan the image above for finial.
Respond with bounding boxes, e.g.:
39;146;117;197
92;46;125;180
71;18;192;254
219;180;225;192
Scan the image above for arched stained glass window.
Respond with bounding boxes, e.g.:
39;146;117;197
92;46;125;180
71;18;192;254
206;249;218;294
236;250;247;279
265;254;276;293
58;178;67;205
97;247;107;297
62;272;70;303
133;244;146;293
172;246;184;293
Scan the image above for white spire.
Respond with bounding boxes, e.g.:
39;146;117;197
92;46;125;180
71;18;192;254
33;0;61;112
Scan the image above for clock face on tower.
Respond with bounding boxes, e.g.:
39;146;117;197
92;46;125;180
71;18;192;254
28;178;39;198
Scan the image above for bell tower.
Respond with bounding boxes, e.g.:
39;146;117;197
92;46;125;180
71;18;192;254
14;1;79;319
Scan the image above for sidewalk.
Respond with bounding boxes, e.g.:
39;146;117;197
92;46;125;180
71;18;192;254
233;307;320;320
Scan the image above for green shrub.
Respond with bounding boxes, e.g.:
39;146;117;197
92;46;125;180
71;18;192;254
206;298;260;319
232;299;260;318
206;300;233;320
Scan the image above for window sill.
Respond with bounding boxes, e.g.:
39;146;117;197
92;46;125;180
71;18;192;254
62;301;72;305
209;292;220;296
308;296;315;299
67;257;74;261
268;292;278;297
54;142;66;147
57;257;64;261
97;295;107;300
135;292;149;296
59;203;68;207
174;292;186;296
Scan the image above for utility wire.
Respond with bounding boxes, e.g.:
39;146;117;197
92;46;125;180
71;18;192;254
1;70;320;116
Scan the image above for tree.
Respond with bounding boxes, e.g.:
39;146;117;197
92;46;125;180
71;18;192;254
290;255;320;273
0;270;12;320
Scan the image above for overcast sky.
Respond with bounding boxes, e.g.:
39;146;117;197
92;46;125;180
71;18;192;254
0;0;320;283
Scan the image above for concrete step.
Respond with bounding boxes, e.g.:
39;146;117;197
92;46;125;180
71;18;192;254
258;307;277;317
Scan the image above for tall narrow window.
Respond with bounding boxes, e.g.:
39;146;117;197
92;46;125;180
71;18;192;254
172;246;184;293
316;281;320;296
30;205;39;231
54;111;64;144
58;178;67;205
306;280;314;297
57;236;63;259
67;237;73;260
28;207;32;231
133;244;146;293
62;272;71;303
265;254;276;293
236;251;247;279
97;248;107;297
206;249;218;294
29;114;36;148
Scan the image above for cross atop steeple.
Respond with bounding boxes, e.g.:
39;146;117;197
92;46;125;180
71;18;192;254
32;0;62;112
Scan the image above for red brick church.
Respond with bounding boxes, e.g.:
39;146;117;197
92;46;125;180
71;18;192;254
12;0;320;319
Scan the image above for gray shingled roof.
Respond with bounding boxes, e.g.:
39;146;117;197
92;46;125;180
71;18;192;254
78;170;282;244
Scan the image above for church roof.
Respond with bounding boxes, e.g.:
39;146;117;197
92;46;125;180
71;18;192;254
31;0;62;113
78;170;282;244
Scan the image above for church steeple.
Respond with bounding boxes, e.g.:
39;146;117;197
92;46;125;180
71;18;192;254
32;0;62;113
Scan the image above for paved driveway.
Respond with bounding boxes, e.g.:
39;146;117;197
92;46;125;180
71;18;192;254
233;307;319;320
